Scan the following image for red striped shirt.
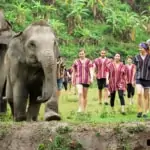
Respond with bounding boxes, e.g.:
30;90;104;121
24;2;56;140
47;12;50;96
94;57;110;79
72;58;93;84
125;64;135;84
106;62;127;93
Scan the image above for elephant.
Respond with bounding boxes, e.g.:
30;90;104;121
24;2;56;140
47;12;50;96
0;9;14;113
5;20;61;121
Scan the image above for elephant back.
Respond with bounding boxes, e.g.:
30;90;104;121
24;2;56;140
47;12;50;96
0;9;14;45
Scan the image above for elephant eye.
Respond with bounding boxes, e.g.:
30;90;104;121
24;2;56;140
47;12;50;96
28;41;36;49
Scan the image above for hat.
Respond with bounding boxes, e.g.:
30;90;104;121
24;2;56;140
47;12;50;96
139;42;149;51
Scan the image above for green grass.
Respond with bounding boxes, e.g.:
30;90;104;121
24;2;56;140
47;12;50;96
39;83;148;124
2;82;148;124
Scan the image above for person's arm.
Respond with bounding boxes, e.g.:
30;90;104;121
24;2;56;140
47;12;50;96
67;71;71;78
132;64;136;86
89;66;94;83
71;61;76;85
71;67;76;85
105;64;109;85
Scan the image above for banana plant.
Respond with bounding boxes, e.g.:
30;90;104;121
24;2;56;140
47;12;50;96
87;0;104;18
66;0;89;33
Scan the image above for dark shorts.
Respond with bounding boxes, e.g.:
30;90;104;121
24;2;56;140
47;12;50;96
136;79;150;88
79;83;90;88
57;79;63;90
97;78;107;90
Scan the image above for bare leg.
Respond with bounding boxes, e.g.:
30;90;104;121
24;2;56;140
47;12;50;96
83;87;88;112
98;89;102;104
104;88;108;104
136;84;144;113
143;88;149;115
76;84;83;112
57;90;61;100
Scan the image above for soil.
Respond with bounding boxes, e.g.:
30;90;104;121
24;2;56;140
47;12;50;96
0;121;150;150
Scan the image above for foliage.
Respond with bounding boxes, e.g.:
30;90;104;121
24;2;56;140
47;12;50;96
1;0;149;66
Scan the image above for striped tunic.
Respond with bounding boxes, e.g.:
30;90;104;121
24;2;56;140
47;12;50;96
133;54;150;80
106;62;127;93
72;58;93;84
125;64;135;84
94;57;110;79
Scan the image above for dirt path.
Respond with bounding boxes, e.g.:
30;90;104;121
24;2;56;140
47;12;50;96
0;121;150;150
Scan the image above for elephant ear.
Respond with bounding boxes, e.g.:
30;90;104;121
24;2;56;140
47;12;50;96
8;31;26;63
54;40;60;59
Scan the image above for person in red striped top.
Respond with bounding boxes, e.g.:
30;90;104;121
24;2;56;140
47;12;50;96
93;50;110;105
106;53;127;115
72;49;94;112
125;56;136;105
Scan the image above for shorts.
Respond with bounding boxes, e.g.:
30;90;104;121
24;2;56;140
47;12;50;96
57;79;63;90
136;79;150;88
76;83;90;94
97;78;107;90
81;83;89;88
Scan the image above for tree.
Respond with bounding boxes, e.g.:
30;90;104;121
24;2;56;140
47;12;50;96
66;0;89;34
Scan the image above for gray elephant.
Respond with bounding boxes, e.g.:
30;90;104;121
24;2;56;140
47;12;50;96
0;9;14;113
5;20;61;121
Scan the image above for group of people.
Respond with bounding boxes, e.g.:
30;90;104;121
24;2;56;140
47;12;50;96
56;39;150;118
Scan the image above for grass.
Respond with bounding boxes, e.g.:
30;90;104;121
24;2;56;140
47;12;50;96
38;82;148;124
2;82;149;124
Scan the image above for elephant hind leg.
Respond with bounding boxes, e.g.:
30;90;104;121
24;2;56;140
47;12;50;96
27;94;41;122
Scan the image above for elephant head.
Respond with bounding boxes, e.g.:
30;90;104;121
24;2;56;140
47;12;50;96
10;20;59;103
0;9;14;45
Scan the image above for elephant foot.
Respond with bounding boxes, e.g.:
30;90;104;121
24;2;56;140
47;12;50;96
44;111;61;121
14;116;26;122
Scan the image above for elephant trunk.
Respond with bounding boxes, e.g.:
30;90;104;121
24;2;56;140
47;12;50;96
36;51;56;103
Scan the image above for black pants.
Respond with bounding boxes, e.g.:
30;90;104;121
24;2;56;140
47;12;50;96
110;90;125;107
127;83;135;98
63;81;68;91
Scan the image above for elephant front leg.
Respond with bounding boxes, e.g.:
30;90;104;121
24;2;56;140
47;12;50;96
5;78;14;116
44;87;61;121
13;81;28;121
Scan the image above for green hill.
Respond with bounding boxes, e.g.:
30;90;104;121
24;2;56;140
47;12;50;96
1;0;150;66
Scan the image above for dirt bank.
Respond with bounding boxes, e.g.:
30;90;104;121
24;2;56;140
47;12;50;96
0;121;150;150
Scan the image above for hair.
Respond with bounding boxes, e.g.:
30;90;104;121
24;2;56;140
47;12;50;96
79;48;85;53
115;53;120;56
100;49;106;52
126;55;133;60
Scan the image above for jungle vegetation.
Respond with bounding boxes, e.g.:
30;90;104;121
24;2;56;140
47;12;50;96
1;0;150;66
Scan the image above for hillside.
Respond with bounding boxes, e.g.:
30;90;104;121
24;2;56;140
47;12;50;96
1;0;150;66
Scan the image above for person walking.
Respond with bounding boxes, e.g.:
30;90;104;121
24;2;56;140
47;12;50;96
133;42;150;118
93;50;110;105
106;53;127;115
56;56;65;100
125;56;136;105
72;48;94;112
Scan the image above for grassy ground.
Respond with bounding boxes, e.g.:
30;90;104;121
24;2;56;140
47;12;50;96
39;82;148;124
1;82;149;124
